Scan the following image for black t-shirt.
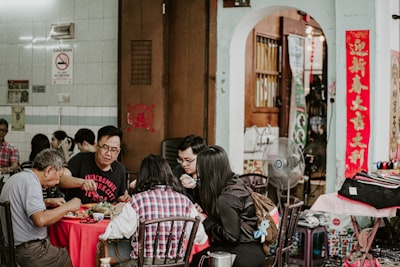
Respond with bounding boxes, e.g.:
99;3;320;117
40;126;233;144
65;152;127;204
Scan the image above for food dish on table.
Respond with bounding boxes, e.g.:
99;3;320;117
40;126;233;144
64;210;89;219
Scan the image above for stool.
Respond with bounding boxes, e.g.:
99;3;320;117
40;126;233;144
289;225;328;267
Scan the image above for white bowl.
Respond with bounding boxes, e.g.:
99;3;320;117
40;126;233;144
92;212;105;221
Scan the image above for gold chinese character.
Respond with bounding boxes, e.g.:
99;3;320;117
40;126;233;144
350;132;367;148
349;57;366;77
348;148;365;165
350;95;367;111
349;75;369;94
350;111;365;131
349;39;368;57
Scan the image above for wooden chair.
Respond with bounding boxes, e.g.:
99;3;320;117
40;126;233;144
160;138;184;169
138;216;200;267
268;198;304;267
239;173;269;195
0;201;17;267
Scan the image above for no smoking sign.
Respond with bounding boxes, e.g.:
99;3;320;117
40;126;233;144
52;48;73;84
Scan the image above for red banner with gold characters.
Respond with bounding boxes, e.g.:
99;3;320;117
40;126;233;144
345;30;370;178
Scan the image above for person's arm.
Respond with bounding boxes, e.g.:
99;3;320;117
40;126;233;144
203;194;243;243
30;197;81;227
189;205;208;245
10;162;19;173
117;190;131;202
59;168;96;191
44;198;66;208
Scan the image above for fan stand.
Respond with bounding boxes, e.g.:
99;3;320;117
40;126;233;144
275;179;292;213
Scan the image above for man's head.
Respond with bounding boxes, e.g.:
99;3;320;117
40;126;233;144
177;135;207;177
0;118;9;142
33;148;66;188
74;128;96;152
95;126;122;170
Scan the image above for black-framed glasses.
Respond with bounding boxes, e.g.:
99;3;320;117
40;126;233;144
176;157;197;165
97;144;120;155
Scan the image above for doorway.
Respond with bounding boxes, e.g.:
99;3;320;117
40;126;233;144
243;9;327;205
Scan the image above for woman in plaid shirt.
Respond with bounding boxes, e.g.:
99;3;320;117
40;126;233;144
113;154;207;267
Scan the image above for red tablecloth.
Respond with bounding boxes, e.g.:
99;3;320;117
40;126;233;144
49;217;209;267
49;218;109;267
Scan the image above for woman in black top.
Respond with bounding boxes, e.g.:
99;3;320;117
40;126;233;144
190;146;265;267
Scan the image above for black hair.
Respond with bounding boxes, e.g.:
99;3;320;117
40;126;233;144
134;154;182;194
53;130;74;152
0;118;9;129
178;134;207;154
97;125;123;142
197;145;234;220
53;130;68;141
29;134;50;161
74;128;95;145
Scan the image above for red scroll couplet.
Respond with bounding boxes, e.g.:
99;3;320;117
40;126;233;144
345;30;370;178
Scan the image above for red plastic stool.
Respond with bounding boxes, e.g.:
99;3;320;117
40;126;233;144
289;225;328;267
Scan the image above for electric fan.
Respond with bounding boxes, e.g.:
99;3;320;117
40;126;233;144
263;137;305;210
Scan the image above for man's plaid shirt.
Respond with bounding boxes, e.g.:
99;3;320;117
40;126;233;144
0;140;19;168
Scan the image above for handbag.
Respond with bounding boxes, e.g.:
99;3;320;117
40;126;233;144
96;238;132;267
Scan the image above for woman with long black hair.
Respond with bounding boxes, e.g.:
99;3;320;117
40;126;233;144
190;146;266;267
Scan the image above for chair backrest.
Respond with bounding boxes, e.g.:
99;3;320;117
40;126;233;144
272;198;304;267
161;138;184;169
138;216;200;267
0;201;17;267
239;173;269;195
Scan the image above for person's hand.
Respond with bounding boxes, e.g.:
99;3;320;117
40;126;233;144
194;203;203;213
180;174;197;189
61;138;71;153
66;197;81;212
117;190;131;202
129;180;136;190
45;197;66;208
81;179;97;191
198;212;207;223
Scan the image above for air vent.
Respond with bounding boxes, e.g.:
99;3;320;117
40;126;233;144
50;23;75;39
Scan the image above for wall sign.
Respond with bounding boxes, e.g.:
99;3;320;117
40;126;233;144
52;48;73;84
345;30;370;178
7;80;29;104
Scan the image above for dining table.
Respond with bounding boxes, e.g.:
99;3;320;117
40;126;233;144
48;217;109;267
48;215;210;267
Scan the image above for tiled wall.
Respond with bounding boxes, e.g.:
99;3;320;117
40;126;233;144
0;0;119;162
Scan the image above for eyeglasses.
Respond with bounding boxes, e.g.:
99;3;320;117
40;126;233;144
176;157;197;165
97;144;120;155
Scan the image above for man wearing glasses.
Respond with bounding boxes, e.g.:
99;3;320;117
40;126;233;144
173;135;207;211
60;125;131;204
0;118;19;177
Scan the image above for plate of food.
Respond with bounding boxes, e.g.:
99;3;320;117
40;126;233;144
64;211;88;220
88;202;116;216
82;203;97;209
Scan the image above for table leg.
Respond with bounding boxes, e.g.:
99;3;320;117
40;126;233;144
350;216;381;267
